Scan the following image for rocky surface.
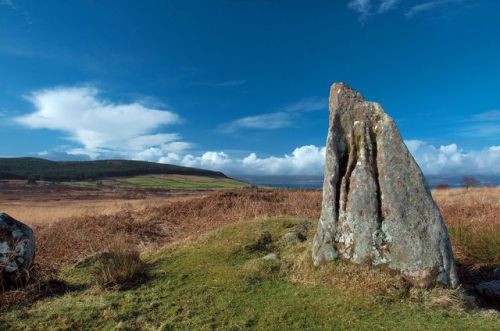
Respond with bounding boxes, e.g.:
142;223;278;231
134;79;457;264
262;253;279;260
312;83;458;288
476;280;500;302
281;231;306;244
0;213;35;284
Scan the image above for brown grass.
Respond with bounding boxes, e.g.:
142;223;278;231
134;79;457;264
12;187;500;272
433;187;500;265
33;189;321;268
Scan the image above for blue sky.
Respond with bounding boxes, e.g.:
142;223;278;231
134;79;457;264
0;0;499;176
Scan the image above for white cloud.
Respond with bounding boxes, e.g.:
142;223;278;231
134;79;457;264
283;97;328;112
405;140;500;175
458;109;500;138
220;97;327;133
473;109;500;121
378;0;401;13
15;86;190;159
348;0;401;19
215;80;247;87
0;0;16;9
348;0;372;19
220;112;294;133
348;0;468;20
405;0;462;18
160;145;326;176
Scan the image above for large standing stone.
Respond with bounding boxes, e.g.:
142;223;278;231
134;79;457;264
312;83;458;288
0;213;35;284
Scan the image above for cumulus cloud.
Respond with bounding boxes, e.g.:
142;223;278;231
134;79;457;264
220;97;327;133
164;145;326;176
405;140;500;175
15;86;190;159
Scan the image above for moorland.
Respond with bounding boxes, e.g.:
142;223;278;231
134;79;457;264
0;177;498;330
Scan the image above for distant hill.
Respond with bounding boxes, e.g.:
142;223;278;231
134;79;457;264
0;157;227;181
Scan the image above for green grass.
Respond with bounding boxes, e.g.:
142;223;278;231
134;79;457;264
1;218;498;330
64;174;249;191
117;175;248;190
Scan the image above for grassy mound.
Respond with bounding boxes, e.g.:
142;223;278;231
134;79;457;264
1;217;498;330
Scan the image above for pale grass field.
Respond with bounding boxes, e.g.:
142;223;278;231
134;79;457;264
0;196;203;226
1;186;498;229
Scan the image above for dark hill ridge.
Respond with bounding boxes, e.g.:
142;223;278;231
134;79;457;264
0;157;227;181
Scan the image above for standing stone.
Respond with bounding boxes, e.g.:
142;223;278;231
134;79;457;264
0;213;35;285
312;83;458;288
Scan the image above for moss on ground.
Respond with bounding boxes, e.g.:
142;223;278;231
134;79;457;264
1;217;498;330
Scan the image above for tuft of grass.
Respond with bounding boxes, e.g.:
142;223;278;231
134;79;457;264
90;245;147;289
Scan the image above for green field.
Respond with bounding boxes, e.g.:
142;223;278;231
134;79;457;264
64;174;249;191
2;217;497;330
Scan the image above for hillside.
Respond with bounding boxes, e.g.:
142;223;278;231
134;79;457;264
0;157;227;181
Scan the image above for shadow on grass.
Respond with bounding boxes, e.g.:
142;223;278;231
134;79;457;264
457;262;500;311
0;278;87;312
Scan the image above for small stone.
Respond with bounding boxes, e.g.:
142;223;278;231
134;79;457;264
262;253;278;260
475;280;500;301
282;231;306;244
0;213;35;284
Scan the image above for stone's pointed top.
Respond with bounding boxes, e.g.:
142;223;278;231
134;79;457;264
330;82;354;94
330;82;365;105
331;82;352;91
